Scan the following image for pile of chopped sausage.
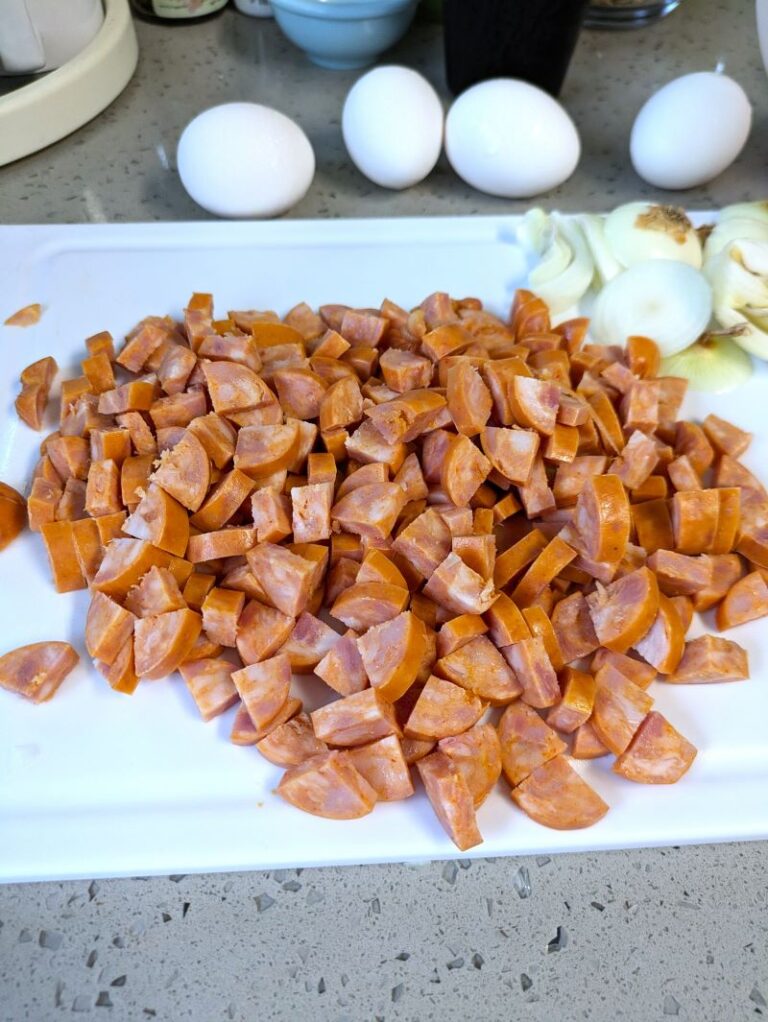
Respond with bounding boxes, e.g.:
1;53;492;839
2;287;767;851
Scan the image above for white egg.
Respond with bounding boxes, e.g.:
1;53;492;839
177;103;315;218
342;67;443;190
630;72;752;190
445;79;580;199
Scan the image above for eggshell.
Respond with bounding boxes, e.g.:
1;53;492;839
630;72;752;190
177;102;315;218
445;78;580;199
342;67;443;190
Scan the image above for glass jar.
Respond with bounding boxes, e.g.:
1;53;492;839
584;0;683;28
130;0;228;21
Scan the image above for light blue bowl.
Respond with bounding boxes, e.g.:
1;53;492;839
270;0;418;70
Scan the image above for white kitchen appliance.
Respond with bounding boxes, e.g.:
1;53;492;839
0;0;138;167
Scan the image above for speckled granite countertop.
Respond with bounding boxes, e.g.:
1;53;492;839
2;1;768;1019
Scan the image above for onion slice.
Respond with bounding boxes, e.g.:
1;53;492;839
660;333;752;393
703;217;768;261
590;260;712;357
580;214;621;285
517;210;595;314
604;202;702;269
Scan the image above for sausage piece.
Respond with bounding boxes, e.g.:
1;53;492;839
404;675;484;740
0;482;26;551
613;711;697;784
331;581;409;631
246;542;317;617
123;484;190;557
437;614;489;658
586;566;659;654
423;552;497;616
715;571;768;631
84;591;135;668
671;489;720;555
178;658;239;721
150;430;211;512
510;536;577;608
311;687;401;747
591;664;654;755
416;750;483;851
357;611;428;702
391;508;452;579
692;553;743;612
551;591;600;664
497;701;566;786
546;668;596;734
331;482;406;541
573;474;630;563
646;550;713;597
446;361;492;437
0;641;79;703
277;751;377;820
189;469;255;533
278;612;338;672
315;629;368;695
571;720;611;760
345;735;414;801
442;437;493;510
92;538;169;599
187;526;256;563
134;608;202;679
437;634;522;705
236;599;294;666
501;636;559;709
200;587;245;647
665;634;749;684
231;653;292;731
702;413;751;459
511;755;609;830
438;722;501;808
256;712;327;767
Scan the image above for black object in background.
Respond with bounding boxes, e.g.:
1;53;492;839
443;0;588;96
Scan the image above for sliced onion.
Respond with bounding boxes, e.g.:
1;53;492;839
713;304;768;360
703;217;768;261
718;201;768;224
529;232;572;285
604;202;702;269
530;214;594;314
515;207;550;254
580;214;621;285
590;260;712;356
705;247;768;310
660;334;752;393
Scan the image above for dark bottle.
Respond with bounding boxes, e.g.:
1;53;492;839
130;0;228;21
443;0;588;97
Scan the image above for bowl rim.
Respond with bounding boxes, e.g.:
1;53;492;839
270;0;416;19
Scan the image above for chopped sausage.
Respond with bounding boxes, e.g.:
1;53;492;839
125;566;186;618
551;591;599;664
231;653;292;730
278;612;338;672
715;571;768;631
692;553;743;612
632;499;674;555
178;658;239;721
712;487;741;555
437;634;522;705
0;482;26;550
702;413;751;459
344;419;407;472
591;663;654;755
441;434;492;507
133;608;202;679
438;722;501;807
675;420;714;475
150;431;211;512
277;751;377;820
96;636;138;695
311;687;401;747
501;636;559;708
613;711;697;784
236;598;294;665
546;668;596;734
331;482;406;541
573;474;630;563
189;469;255;533
234;421;300;479
437;614;489;658
365;390;448;445
446;361;492;436
357;549;408;588
16;356;57;430
0;641;79;702
392;508;452;579
610;430;659;490
416;750;483;851
122;483;190;557
591;649;655;690
646;549;712;596
552;455;607;506
511;536;577;607
518;454;556;517
571;720;611;759
497;701;566;786
201;587;245;647
315;629;368;695
493;529;548;588
256;713;327;767
511;755;609;830
345;736;414;801
187;526;256;563
246;542;316;617
586;566;659;654
631;594;685;675
182;572;217;611
671;489;720;555
357;611;428;701
404;675;483;740
331;581;409;630
423;552;497;615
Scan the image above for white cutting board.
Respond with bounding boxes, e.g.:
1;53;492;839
0;217;767;883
